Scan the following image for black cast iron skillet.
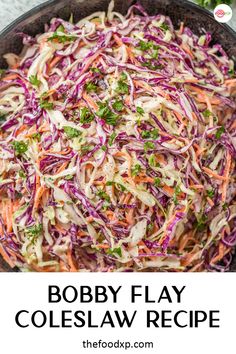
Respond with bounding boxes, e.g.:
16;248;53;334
0;0;235;271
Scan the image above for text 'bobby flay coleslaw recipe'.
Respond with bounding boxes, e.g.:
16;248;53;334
14;284;220;328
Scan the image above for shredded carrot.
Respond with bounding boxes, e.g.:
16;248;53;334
80;51;101;76
162;185;175;197
138;240;152;255
202;167;226;181
67;249;77;272
6;200;13;233
113;34;123;46
2;73;19;81
55;162;69;174
190;184;204;190
189;85;222;105
0;244;15;268
49;56;62;70
210;243;230;264
181;44;194;59
225;78;236;84
178;22;184;35
15;124;27;137
229;120;236;131
179;232;196;253
174;111;187;126
207;196;214;207
181;248;200;267
193;143;205;157
86;216;94;223
126;208;134;225
221;151;231;202
54;223;67;235
33;186;47;213
96;244;110;249
77;231;88;237
82;92;98;110
184;78;199;83
134;176;154;183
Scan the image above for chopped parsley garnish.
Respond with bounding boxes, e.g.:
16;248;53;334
101;145;107;151
31;132;41;141
154;177;161;187
160;23;169;31
173;186;181;205
56;25;65;32
112;100;124;111
19;170;26;178
147;222;154;232
148;154;156;167
118;183;126;192
106;181;114;186
215;126;225;139
120;72;127;81
104;114;118;126
106;181;126;192
85;82;98;93
116;81;129;95
228;68;234;77
0;113;6;123
107;247;122;257
108;132;117;146
96;102;109;117
25;224;43;244
97;189;110;202
0;69;6;77
64;174;74;180
96;102;118;126
222;202;228;211
81;144;93;155
12;141;28;155
91;67;101;73
141;62;163;70
29;75;41;87
136;106;144;115
206;189;214;198
173;195;178;205
195;215;207;232
80;107;94;124
137;40;160;61
116;72;129;95
144;141;155;152
131;164;141;176
63;126;82;139
40;101;54;109
202;109;211;118
141;128;159;140
137;40;153;51
48;25;76;43
175;186;181;194
40;97;54;110
26;223;43;235
152;48;159;59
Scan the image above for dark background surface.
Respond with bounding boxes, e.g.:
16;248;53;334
0;0;235;271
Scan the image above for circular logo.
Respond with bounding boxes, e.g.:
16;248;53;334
214;4;232;23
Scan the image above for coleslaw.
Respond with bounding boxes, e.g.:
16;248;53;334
0;1;235;272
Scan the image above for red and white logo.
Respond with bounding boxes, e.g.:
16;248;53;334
215;9;225;18
214;4;232;23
